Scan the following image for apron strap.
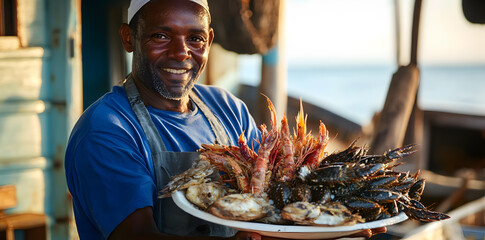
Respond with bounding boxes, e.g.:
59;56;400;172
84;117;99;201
190;92;232;146
123;75;167;152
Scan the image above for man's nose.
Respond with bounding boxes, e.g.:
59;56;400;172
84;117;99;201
167;37;190;61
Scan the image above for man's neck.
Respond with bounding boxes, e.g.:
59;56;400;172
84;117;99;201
133;79;192;113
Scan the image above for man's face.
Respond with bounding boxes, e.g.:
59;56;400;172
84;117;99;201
132;0;213;100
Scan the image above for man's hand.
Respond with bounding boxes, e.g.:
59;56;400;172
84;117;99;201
232;232;262;240
345;227;387;238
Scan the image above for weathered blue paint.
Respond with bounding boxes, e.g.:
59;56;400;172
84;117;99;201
262;47;279;66
44;0;81;239
0;0;81;239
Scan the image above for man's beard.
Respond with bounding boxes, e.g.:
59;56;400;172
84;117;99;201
152;71;197;100
133;53;200;100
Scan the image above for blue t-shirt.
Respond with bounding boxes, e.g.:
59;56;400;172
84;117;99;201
65;84;261;239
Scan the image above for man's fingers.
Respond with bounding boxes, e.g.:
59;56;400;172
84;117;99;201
247;232;262;240
371;227;387;235
347;229;372;238
344;226;387;238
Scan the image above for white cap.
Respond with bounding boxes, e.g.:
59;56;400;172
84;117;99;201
128;0;210;24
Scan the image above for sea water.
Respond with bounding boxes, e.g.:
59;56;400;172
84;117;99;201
240;63;485;126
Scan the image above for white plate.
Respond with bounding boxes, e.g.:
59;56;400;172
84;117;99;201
172;191;409;239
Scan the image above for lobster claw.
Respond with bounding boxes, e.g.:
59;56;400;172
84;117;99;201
402;204;450;222
384;144;418;162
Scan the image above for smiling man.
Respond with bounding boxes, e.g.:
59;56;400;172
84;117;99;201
65;0;261;239
65;0;388;239
125;0;211;111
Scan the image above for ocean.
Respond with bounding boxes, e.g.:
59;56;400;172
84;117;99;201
240;63;485;126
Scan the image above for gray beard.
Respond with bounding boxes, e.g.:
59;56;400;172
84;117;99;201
134;53;198;101
152;73;197;100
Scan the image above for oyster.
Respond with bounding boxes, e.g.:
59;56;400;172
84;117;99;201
282;201;364;226
185;182;229;210
208;193;274;221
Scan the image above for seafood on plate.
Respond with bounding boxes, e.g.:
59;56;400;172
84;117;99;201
209;193;274;221
159;159;214;198
185;182;232;210
281;201;364;226
159;96;450;226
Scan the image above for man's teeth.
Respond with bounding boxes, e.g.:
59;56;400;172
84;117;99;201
163;68;188;74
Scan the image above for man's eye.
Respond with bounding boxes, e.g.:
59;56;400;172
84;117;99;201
189;36;205;42
153;34;167;39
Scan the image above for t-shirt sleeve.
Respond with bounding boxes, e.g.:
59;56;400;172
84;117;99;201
67;129;156;239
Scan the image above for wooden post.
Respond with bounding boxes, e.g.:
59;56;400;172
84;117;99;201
369;65;420;155
401;0;424;171
394;0;401;66
410;0;423;66
370;0;423;156
402;94;424;172
258;0;287;125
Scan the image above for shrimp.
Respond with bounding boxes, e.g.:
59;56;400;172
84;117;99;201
200;143;239;155
200;145;251;193
275;114;296;181
225;156;251;193
250;96;279;195
293;99;307;151
238;132;257;163
293;99;313;167
303;121;329;169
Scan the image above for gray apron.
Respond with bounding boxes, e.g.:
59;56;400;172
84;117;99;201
123;75;238;237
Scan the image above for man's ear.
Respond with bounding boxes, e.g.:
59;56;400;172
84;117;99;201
208;28;214;48
120;23;134;52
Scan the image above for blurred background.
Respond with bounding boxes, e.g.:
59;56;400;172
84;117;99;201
0;0;484;239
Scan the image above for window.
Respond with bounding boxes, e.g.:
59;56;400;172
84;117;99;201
0;0;17;36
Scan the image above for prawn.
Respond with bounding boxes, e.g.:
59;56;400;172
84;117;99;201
238;132;257;163
250;96;279;195
303;121;329;169
200;145;251;193
275;114;296;181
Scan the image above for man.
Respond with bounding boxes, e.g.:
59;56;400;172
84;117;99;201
66;0;261;239
66;0;385;239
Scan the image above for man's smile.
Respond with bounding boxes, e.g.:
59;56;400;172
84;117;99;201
162;68;189;74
